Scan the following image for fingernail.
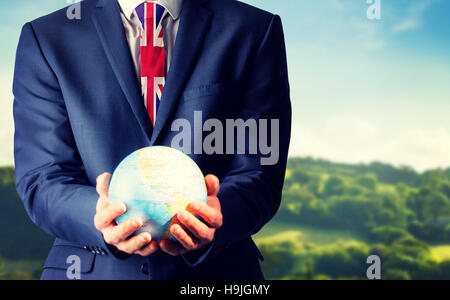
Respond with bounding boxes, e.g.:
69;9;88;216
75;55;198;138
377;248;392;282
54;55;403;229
172;227;179;235
150;242;157;251
134;218;143;228
143;233;151;243
119;203;127;213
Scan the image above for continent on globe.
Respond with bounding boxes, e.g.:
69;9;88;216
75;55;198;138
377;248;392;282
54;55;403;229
108;146;207;241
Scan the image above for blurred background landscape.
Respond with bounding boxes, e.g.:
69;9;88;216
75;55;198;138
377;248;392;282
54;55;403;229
1;160;450;279
1;0;449;279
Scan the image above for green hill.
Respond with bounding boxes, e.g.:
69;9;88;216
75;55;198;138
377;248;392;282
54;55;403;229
1;158;450;279
0;167;53;279
255;157;450;280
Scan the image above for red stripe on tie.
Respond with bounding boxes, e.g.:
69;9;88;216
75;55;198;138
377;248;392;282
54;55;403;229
140;2;165;126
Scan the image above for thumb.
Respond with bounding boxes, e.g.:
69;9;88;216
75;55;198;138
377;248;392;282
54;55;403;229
205;174;220;197
96;172;111;198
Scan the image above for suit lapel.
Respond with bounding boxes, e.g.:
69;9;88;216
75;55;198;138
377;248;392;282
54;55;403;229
92;0;153;142
150;0;213;145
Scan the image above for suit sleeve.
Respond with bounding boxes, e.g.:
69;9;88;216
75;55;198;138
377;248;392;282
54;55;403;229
184;15;291;266
13;23;114;255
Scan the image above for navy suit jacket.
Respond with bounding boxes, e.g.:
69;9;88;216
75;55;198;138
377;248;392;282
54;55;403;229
13;0;291;280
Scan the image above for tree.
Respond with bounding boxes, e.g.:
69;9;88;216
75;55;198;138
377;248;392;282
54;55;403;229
0;256;4;279
0;167;14;185
423;192;450;224
354;174;378;191
8;270;34;280
370;226;411;244
327;195;376;231
408;186;432;222
421;170;448;188
440;182;450;199
323;176;346;198
395;183;409;199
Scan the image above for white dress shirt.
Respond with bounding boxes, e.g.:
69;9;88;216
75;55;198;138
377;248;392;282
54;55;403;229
117;0;184;79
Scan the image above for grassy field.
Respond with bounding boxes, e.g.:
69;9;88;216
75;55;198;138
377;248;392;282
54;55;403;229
255;221;450;264
254;221;369;245
1;259;44;279
430;246;450;262
1;222;448;280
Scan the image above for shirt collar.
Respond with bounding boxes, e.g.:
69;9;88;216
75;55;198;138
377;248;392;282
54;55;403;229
118;0;183;21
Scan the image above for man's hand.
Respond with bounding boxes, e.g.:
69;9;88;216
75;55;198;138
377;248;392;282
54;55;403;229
94;173;159;256
160;174;223;256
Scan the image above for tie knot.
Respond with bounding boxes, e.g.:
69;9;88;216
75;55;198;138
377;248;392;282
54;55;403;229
135;2;166;27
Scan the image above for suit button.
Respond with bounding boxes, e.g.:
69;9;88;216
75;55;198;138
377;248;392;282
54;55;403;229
141;263;149;275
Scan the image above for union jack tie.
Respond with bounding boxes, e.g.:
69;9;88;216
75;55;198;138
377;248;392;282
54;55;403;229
135;2;166;126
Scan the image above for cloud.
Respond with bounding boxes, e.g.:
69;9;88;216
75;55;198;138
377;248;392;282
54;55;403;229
0;72;14;166
1;0;449;173
0;0;68;167
392;0;437;33
380;128;450;171
289;115;450;172
393;19;420;33
290;114;381;163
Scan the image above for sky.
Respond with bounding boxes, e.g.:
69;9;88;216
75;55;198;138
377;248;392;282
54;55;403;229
0;0;449;172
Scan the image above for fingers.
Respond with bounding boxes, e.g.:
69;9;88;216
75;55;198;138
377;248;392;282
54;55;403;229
205;174;220;196
177;210;212;242
94;172;159;257
160;179;222;256
206;194;221;211
115;232;152;255
96;196;109;212
96;173;111;212
104;217;143;245
94;202;127;230
160;239;187;256
96;173;111;198
170;224;198;251
135;241;159;256
188;200;223;229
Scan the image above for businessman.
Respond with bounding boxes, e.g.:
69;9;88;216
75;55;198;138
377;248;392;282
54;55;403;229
13;0;291;280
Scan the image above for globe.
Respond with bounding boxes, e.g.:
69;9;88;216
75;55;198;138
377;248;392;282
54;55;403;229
108;146;207;241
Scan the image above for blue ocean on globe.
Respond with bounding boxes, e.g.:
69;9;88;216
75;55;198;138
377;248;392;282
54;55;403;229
108;146;207;241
